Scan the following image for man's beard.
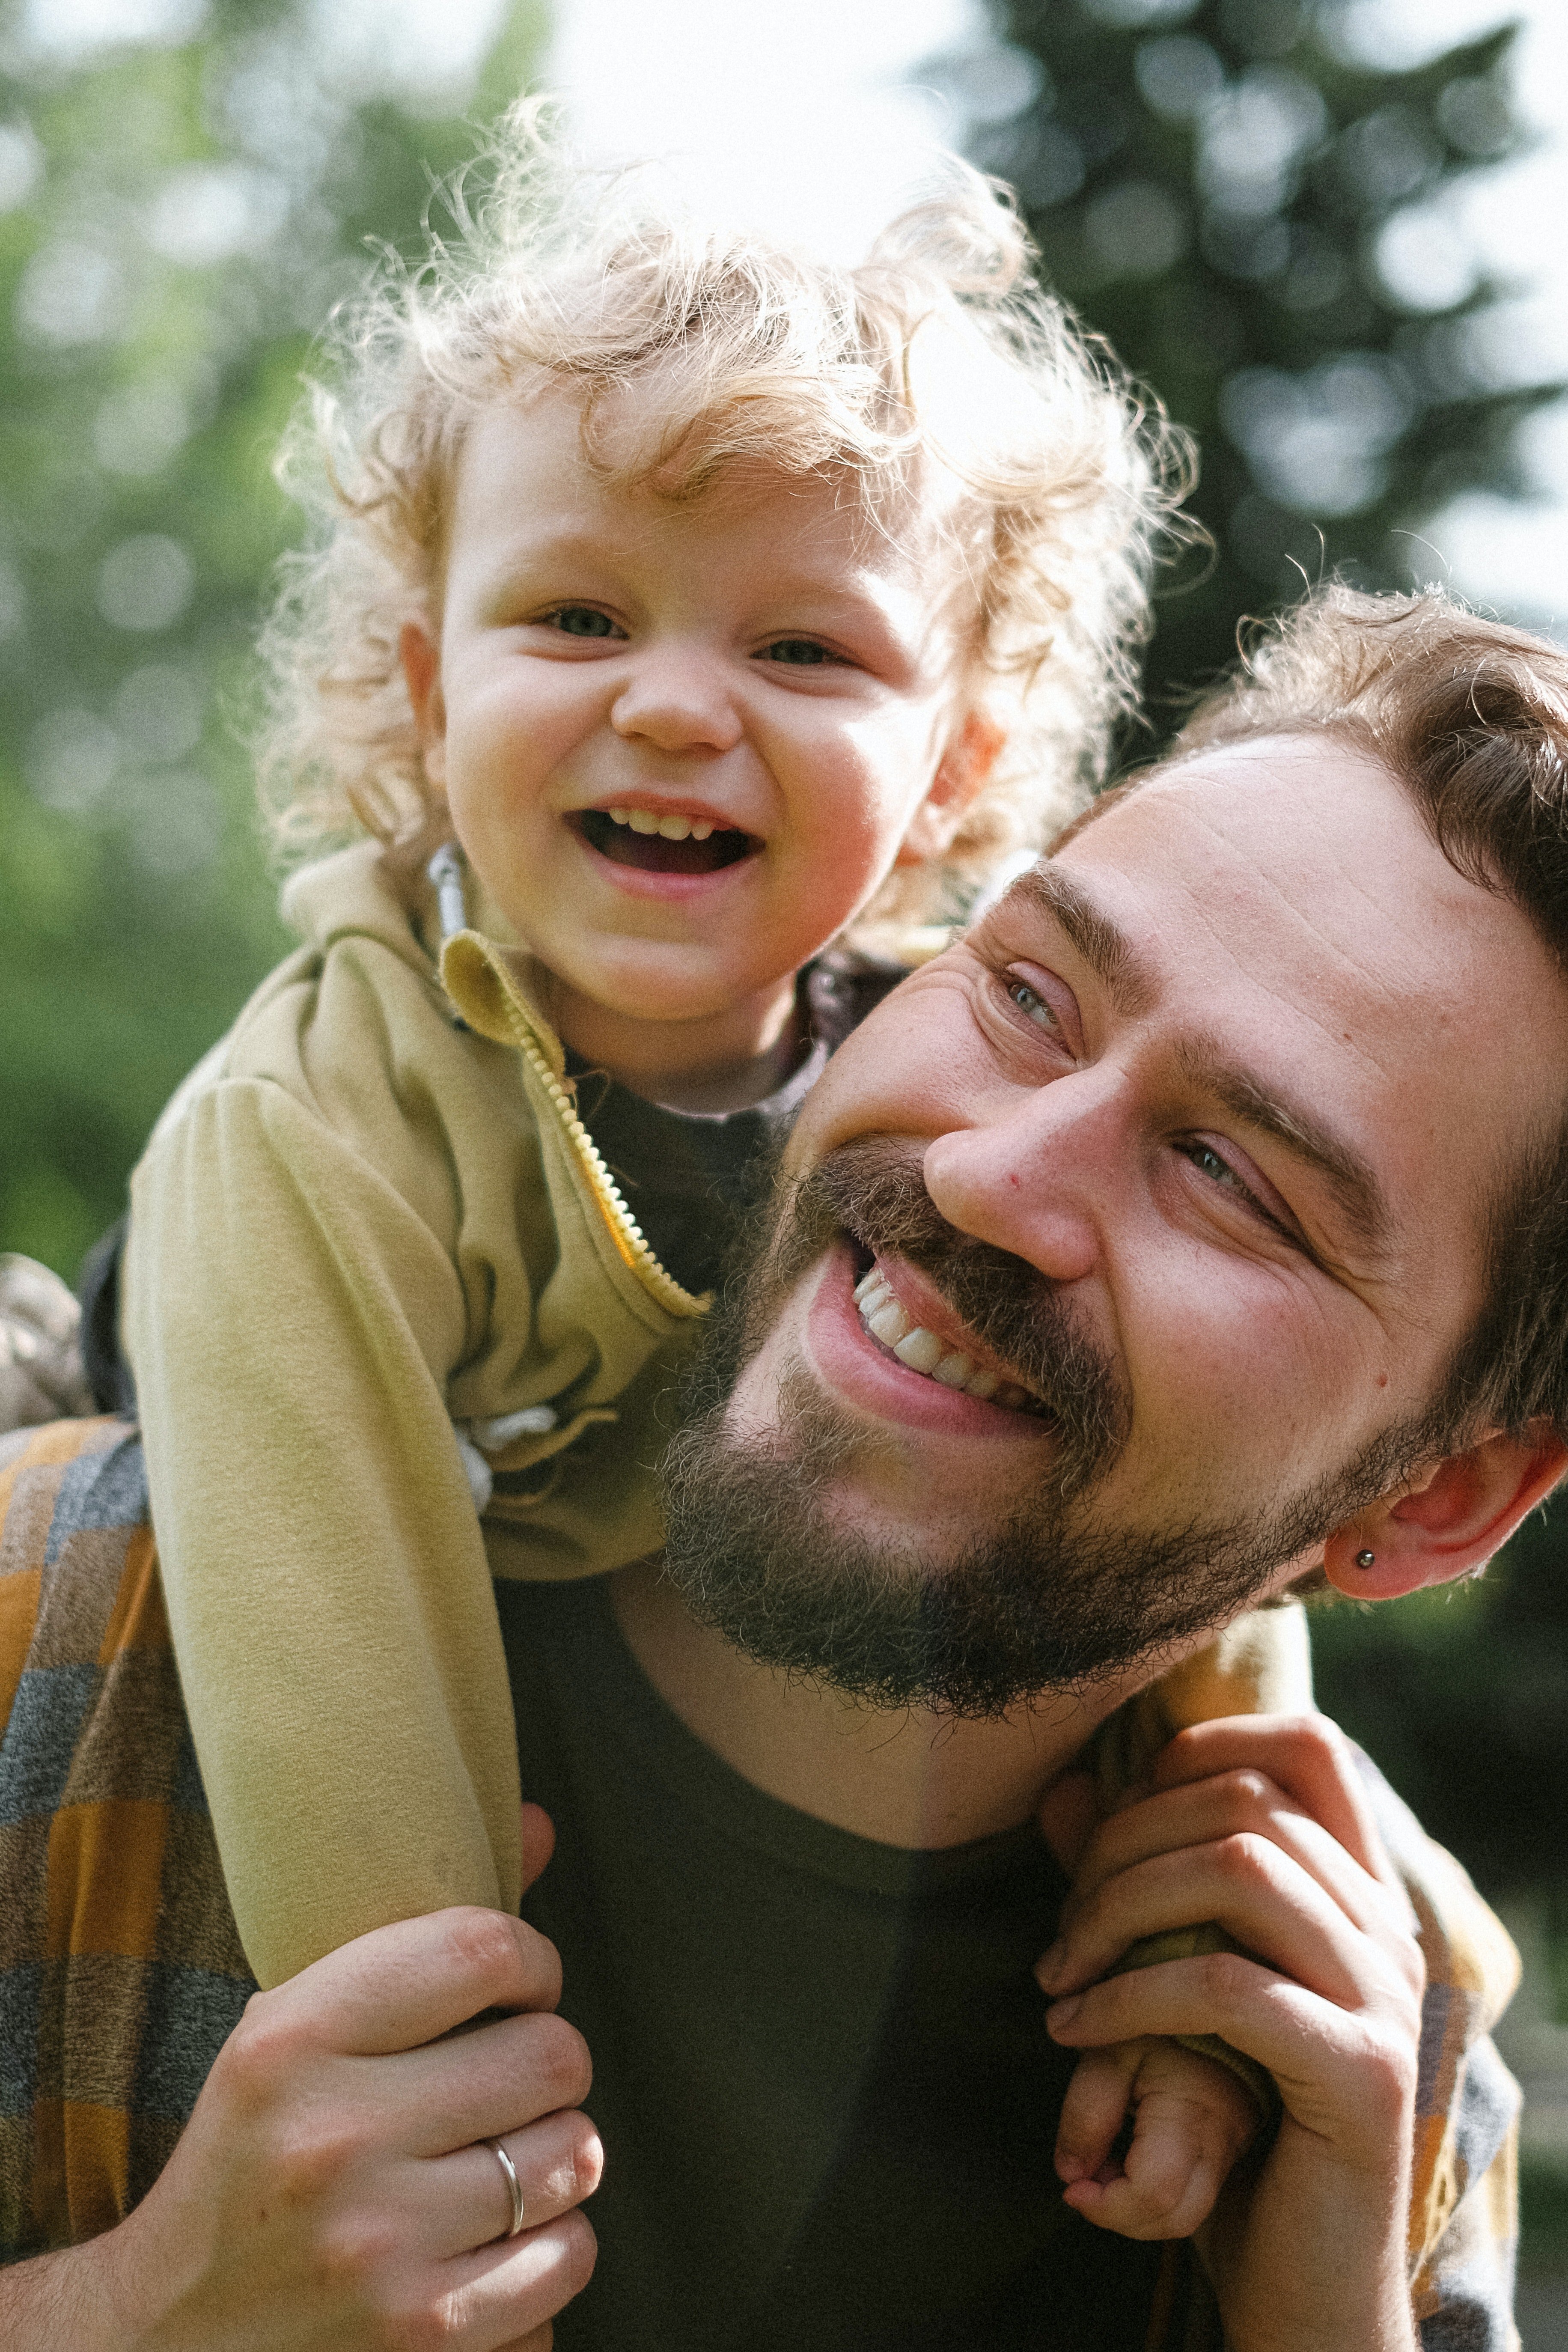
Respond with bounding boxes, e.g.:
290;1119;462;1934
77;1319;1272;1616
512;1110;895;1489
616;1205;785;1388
660;1138;1431;1718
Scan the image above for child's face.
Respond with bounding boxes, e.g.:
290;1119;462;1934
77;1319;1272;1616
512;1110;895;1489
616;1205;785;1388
404;393;996;1029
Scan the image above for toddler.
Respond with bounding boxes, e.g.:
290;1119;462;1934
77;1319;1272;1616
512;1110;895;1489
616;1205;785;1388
119;105;1289;2239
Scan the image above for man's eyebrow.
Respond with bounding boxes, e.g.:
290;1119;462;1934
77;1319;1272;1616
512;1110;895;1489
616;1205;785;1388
1008;862;1156;1015
1177;1039;1392;1259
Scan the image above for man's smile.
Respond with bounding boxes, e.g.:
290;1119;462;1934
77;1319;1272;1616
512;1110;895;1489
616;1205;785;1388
801;1241;1056;1444
851;1253;1043;1412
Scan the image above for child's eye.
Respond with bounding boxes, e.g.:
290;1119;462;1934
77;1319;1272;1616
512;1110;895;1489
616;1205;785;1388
1007;978;1060;1032
756;638;841;666
543;605;623;639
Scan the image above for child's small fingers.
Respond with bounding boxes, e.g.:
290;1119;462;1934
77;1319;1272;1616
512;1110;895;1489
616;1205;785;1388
1053;2041;1149;2183
1063;2144;1226;2243
1133;2043;1261;2163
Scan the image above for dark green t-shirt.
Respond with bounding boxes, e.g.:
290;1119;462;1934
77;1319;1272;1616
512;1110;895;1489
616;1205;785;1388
498;1576;1174;2350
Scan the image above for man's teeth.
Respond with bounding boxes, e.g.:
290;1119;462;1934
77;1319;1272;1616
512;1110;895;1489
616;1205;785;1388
606;807;716;842
851;1266;1029;1409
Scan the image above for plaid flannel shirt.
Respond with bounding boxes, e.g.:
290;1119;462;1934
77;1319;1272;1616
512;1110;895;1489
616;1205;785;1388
0;1416;1523;2346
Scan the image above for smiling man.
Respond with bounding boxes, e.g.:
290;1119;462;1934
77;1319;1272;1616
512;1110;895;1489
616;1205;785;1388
1;588;1564;2350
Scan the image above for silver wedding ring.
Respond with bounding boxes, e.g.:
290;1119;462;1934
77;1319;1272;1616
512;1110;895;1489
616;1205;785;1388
491;2138;526;2238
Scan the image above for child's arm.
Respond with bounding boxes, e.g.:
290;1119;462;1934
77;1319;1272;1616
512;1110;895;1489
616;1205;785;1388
127;1074;523;1989
1054;2037;1261;2240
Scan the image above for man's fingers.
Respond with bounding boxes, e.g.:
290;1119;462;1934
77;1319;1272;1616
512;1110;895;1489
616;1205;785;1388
422;2111;604;2259
1149;1718;1391;1890
388;2010;594;2158
429;2209;598;2349
1058;1775;1403;1952
253;1908;564;2060
1042;1835;1403;2010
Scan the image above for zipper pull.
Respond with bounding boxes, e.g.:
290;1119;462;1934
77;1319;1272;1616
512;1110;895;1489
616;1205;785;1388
427;842;469;943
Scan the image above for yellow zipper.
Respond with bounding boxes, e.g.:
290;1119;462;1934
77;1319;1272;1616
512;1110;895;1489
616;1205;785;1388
508;1024;711;1320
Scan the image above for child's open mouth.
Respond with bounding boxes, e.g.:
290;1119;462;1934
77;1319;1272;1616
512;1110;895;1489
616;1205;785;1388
575;807;759;877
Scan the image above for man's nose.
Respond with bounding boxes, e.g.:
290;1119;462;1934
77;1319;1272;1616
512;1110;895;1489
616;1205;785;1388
609;645;743;755
921;1071;1127;1289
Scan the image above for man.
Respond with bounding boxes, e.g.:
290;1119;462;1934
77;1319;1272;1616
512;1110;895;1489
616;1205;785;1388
1;587;1562;2348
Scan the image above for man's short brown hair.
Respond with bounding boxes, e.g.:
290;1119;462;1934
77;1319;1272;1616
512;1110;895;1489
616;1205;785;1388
1162;584;1568;1448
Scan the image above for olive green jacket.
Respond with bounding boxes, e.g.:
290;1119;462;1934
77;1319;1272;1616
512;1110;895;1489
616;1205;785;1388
125;843;708;1988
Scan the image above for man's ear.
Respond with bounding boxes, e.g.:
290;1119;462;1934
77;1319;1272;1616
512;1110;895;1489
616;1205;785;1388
400;619;447;795
895;708;1006;868
1324;1422;1568;1599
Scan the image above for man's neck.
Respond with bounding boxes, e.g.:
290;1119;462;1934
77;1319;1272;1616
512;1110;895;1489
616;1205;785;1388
612;1560;1152;1853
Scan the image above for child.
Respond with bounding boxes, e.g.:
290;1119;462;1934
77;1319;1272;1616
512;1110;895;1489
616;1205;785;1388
119;104;1288;2236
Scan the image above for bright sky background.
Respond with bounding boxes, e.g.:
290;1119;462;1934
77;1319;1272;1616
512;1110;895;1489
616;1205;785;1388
21;0;1568;622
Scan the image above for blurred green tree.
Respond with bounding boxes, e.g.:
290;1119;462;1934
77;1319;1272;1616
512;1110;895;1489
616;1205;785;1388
955;0;1558;726
0;0;545;1278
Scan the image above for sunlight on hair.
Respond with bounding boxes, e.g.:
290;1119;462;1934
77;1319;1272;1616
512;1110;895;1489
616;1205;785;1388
255;99;1196;938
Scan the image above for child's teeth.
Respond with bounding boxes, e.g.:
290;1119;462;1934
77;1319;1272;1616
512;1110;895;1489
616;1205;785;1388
608;808;631;825
866;1299;911;1347
628;810;659;834
690;820;714;841
893;1326;945;1374
657;814;692;840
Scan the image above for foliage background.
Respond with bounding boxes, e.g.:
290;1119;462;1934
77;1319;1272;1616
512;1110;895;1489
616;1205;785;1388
0;0;544;1279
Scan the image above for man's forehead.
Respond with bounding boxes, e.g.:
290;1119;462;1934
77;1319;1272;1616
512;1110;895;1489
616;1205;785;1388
1059;735;1526;1011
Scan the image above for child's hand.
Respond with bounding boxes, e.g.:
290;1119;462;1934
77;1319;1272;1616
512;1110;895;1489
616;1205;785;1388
1054;2036;1259;2240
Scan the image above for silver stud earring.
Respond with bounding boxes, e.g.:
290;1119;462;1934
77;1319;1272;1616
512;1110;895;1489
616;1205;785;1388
1355;1550;1376;1569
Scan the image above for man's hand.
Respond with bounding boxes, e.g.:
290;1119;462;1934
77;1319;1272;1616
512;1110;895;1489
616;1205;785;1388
1035;1718;1426;2352
2;1806;600;2350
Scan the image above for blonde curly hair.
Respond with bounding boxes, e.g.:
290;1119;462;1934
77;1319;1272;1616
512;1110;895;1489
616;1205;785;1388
257;100;1196;930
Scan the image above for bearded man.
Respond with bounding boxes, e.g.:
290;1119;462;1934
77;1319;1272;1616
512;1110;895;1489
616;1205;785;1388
1;588;1563;2350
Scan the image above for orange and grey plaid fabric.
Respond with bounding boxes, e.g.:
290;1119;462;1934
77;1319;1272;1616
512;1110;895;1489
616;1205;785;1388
0;1415;254;2262
0;1416;1523;2345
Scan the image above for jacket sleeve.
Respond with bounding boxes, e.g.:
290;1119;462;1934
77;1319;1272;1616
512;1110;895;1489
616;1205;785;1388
126;1076;523;1989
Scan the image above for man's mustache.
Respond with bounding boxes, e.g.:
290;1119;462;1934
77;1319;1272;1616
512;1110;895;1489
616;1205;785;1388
765;1137;1130;1493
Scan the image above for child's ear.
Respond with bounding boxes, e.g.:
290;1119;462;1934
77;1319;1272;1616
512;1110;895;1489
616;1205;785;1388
400;620;448;794
1323;1420;1568;1599
896;709;1006;868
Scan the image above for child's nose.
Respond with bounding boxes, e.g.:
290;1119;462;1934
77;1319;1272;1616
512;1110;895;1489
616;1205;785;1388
610;648;743;755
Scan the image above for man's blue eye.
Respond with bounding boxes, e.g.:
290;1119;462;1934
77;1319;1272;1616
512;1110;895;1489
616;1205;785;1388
760;638;830;665
547;607;618;638
1185;1142;1245;1195
1008;980;1059;1030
